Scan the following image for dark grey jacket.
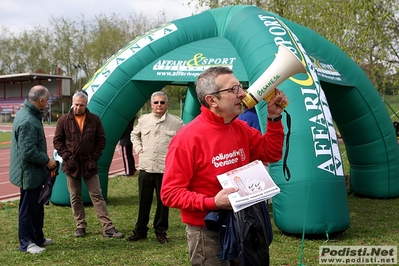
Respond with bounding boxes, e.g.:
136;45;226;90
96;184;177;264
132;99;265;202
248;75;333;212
9;99;49;190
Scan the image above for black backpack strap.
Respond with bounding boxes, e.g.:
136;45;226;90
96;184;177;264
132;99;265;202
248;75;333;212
282;109;291;181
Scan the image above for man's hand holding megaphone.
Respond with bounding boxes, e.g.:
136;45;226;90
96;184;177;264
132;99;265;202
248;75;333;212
265;88;287;121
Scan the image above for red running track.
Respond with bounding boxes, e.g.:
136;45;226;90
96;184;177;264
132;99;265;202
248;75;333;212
0;124;133;202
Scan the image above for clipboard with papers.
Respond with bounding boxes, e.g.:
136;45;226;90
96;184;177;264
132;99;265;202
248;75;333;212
217;160;280;212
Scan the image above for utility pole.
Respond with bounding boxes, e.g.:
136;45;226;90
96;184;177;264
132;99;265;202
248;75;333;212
73;64;86;91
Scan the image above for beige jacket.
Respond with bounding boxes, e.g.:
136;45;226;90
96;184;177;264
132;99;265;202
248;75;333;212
131;111;184;173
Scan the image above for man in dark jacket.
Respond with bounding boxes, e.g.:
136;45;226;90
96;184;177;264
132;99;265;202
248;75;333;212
10;85;57;254
53;90;124;238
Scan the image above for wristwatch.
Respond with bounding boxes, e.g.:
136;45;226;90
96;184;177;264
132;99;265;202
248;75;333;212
267;115;282;122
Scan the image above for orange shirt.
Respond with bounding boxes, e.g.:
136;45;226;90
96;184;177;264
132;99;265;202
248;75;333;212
74;113;86;132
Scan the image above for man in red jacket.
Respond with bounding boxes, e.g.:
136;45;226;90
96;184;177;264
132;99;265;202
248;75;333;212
161;67;287;265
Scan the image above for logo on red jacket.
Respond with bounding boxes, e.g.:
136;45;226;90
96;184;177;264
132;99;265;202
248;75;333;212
211;148;246;168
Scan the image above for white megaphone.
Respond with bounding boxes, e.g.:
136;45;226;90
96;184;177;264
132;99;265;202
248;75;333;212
242;44;307;109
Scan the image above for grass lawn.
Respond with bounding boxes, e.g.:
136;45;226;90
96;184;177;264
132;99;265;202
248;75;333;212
0;131;11;149
0;175;190;266
0;94;398;265
1;174;398;266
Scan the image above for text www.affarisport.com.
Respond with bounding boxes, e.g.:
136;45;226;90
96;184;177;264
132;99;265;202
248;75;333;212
156;71;201;77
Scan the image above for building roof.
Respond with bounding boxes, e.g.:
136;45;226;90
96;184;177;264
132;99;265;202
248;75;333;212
0;73;72;84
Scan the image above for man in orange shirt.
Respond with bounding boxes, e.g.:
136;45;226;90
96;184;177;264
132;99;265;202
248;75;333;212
53;90;124;239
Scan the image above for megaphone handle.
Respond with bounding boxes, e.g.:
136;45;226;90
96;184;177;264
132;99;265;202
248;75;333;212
263;89;289;108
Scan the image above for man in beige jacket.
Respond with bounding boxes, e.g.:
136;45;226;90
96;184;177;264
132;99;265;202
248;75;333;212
127;91;184;244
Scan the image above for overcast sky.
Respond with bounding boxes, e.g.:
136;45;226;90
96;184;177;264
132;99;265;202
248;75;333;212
0;0;201;33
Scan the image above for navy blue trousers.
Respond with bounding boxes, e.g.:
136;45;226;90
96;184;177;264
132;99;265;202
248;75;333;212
18;187;45;251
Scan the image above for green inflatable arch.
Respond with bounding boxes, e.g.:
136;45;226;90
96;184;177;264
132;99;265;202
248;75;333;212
51;5;399;235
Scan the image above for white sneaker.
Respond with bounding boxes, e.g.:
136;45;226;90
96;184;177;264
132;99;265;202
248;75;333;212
42;238;52;246
26;243;45;254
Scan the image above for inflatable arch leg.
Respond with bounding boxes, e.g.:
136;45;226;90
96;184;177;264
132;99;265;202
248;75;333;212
182;83;201;124
280;17;399;198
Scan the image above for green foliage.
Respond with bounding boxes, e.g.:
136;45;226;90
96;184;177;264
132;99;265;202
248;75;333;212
383;94;399;120
338;140;349;176
164;85;187;103
1;175;399;265
0;12;167;92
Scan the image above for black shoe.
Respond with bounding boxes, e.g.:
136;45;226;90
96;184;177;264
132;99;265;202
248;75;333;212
75;228;86;237
126;233;147;241
156;233;168;244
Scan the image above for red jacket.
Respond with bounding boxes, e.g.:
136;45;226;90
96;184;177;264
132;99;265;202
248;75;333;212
161;106;284;227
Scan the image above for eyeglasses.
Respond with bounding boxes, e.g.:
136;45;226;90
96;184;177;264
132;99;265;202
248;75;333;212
210;83;243;95
153;101;166;105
